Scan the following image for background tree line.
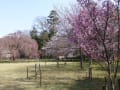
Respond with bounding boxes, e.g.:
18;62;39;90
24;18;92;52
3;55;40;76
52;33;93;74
30;10;59;50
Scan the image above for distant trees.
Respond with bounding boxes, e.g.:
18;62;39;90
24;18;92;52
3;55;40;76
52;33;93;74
43;35;78;58
47;10;59;38
30;27;44;50
30;10;59;50
32;9;79;59
0;31;39;59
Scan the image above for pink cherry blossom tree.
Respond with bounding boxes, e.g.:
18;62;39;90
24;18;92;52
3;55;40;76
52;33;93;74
0;31;39;60
68;0;120;89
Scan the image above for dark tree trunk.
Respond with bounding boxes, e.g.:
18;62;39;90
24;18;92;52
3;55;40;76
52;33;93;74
88;59;92;80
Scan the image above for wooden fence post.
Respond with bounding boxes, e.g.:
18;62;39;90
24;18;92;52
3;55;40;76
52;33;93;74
39;64;42;87
26;66;29;79
104;77;107;87
35;64;37;79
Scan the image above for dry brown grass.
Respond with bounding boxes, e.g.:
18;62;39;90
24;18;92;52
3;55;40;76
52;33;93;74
0;61;118;90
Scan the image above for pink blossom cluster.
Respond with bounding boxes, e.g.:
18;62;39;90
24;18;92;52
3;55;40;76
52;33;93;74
0;31;39;59
68;0;120;60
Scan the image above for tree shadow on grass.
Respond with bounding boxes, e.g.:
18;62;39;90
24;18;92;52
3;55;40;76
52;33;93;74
68;77;104;90
15;75;106;90
0;85;25;90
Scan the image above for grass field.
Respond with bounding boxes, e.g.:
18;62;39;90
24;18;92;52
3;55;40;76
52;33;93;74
0;61;119;90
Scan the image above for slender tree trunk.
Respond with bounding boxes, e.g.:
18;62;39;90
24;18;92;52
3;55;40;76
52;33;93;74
80;58;83;69
88;59;92;80
105;60;119;90
108;78;114;90
57;58;59;68
107;63;115;90
79;48;83;69
118;79;120;90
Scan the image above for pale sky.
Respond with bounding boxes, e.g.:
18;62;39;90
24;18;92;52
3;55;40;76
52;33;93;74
0;0;76;37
